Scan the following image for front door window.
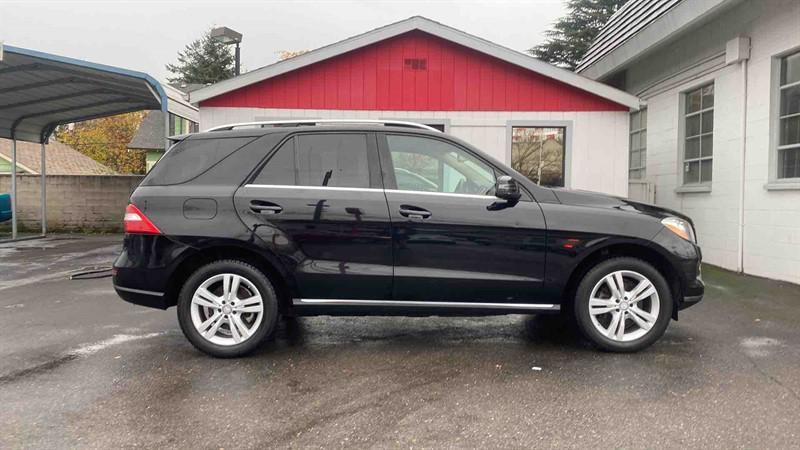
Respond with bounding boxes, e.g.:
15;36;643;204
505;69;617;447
386;135;496;196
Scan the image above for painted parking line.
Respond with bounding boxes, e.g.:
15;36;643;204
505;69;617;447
0;332;167;385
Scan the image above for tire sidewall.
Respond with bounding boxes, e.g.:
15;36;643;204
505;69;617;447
177;260;278;358
574;257;673;352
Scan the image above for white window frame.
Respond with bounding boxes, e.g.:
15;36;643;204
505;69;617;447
505;120;573;189
629;108;647;180
766;47;800;190
677;82;714;192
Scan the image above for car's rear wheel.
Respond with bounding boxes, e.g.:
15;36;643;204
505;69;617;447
573;257;672;352
177;260;278;358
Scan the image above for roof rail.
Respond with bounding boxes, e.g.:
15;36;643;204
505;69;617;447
204;119;441;133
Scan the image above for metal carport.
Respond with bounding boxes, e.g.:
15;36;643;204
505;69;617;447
0;43;167;240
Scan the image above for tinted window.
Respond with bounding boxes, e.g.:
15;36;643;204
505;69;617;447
386;135;495;195
253;139;295;185
144;137;255;186
253;134;370;188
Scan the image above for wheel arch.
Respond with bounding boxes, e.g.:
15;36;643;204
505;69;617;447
563;242;682;320
164;242;297;314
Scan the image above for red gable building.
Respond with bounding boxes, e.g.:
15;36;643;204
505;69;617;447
190;17;641;196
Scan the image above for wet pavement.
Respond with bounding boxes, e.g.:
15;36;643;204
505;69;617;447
1;235;799;449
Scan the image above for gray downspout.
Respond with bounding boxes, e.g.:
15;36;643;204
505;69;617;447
737;58;749;273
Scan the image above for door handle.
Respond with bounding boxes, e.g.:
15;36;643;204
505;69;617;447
399;205;432;220
250;201;283;215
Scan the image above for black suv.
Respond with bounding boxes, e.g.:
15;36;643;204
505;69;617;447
113;120;703;357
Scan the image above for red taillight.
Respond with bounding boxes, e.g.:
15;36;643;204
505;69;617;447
123;204;161;235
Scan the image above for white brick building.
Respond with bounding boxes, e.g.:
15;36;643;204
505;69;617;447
578;0;800;284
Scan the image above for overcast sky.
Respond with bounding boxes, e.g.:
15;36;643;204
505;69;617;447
1;0;566;82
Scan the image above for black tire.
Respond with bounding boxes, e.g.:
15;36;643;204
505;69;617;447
573;257;673;352
177;260;279;358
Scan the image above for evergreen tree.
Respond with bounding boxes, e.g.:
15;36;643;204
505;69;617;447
530;0;627;71
166;30;236;84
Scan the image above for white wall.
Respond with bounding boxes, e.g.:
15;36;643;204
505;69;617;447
740;0;800;284
199;107;630;197
622;0;800;284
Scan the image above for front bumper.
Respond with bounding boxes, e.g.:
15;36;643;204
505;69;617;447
680;294;703;310
649;228;704;313
678;275;704;310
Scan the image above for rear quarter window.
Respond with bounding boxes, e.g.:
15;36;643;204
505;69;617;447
143;136;256;186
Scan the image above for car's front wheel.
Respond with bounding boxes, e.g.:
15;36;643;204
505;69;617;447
177;260;278;358
573;257;672;352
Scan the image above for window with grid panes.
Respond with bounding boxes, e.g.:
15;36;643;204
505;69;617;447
683;84;714;184
778;51;800;179
629;109;647;179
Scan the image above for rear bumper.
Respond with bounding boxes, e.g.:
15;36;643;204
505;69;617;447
112;234;194;309
113;283;169;309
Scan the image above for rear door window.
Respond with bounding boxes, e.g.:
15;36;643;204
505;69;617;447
252;133;371;188
144;137;255;186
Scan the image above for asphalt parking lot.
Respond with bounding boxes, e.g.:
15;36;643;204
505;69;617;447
1;235;799;449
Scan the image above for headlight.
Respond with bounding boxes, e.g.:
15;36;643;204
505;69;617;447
661;217;696;243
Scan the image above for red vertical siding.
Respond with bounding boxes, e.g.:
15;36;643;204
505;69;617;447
201;31;627;112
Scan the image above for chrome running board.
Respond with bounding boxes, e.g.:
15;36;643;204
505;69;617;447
293;298;559;311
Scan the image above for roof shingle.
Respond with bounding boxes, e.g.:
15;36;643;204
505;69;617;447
127;111;166;151
0;138;116;175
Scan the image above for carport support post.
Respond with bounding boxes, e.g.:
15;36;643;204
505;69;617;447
11;138;17;239
40;140;47;236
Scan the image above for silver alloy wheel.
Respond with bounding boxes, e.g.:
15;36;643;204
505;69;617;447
190;273;264;346
588;270;660;342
